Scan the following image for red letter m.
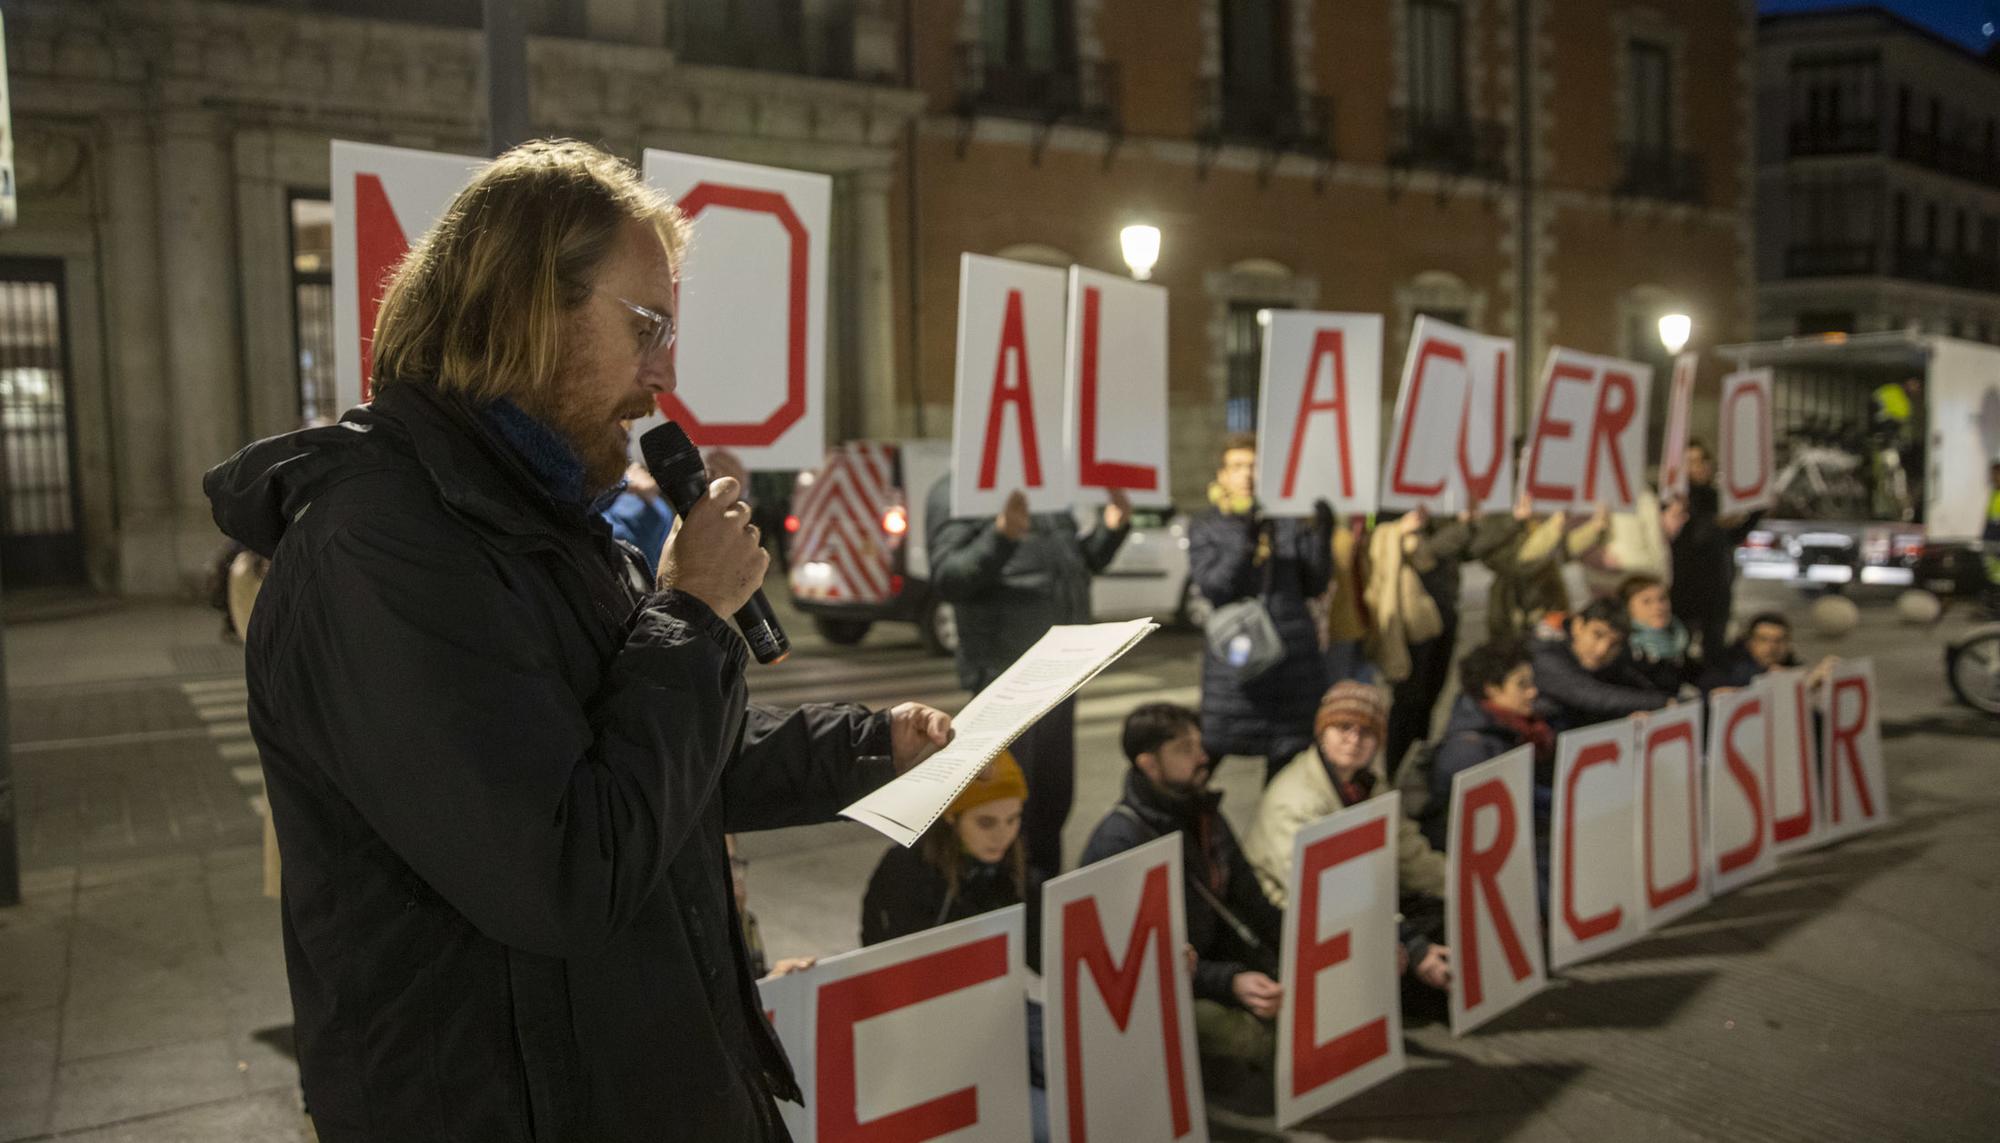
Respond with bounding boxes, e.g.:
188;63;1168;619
1060;863;1192;1141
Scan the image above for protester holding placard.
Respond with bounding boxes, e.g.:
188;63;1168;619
1482;495;1609;641
1244;683;1452;999
1384;508;1521;773
1418;641;1556;861
1190;434;1335;783
1529;599;1673;731
1081;703;1285;1089
1698;611;1835;694
1617;574;1698;694
205;141;958;1143
1671;440;1762;660
860;750;1042;958
926;477;1131;878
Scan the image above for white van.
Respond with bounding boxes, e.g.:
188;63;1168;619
784;440;1201;654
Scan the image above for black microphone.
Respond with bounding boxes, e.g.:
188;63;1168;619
639;422;791;665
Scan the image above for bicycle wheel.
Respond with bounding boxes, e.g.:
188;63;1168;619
1948;630;2000;717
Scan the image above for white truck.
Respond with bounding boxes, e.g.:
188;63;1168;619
783;440;1201;654
1716;331;2000;592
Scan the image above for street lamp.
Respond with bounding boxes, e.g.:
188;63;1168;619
1120;224;1161;281
1658;312;1692;356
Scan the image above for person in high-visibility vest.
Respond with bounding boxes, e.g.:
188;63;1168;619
1985;460;2000;544
1872;376;1925;521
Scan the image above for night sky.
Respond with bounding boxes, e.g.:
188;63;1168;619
1759;0;2000;52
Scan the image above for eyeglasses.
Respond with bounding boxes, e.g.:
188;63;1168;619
609;294;676;361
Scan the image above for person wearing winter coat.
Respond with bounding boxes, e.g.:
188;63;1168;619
1188;433;1334;782
861;751;1051;1143
1420;641;1558;881
1244;683;1452;996
1618;573;1697;695
1483;496;1609;641
1528;598;1673;731
1081;703;1285;1075
203;141;957;1143
861;750;1042;957
1671;441;1762;661
926;477;1130;878
1381;508;1521;775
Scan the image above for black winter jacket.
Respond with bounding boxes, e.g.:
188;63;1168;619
924;477;1129;692
1670;482;1759;615
1079;770;1284;1006
1528;630;1671;731
1188;508;1332;758
860;843;1044;970
205;381;894;1143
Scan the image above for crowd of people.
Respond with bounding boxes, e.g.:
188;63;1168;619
812;429;1843;1126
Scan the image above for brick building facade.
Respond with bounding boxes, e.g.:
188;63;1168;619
0;0;1751;596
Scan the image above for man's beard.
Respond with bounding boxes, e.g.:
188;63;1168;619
527;372;651;495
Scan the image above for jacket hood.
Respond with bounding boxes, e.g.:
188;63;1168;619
203;412;401;558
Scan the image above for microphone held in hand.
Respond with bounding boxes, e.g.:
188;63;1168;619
639;422;791;665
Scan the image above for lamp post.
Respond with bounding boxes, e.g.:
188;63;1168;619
1119;224;1161;281
1658;312;1692;356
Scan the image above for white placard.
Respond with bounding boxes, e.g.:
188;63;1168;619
1380;316;1517;514
1718;368;1776;516
330;141;487;412
756;969;814;1141
1707;687;1778;896
1657;353;1699;498
1273;794;1405;1127
1634;700;1711;931
1520;347;1653;513
1548;720;1643;971
639;150;831;471
792;908;1031;1142
953;254;1074;517
1043;835;1207;1143
1445;745;1546;1036
843;619;1155;846
1066;267;1169;497
1821;657;1890;843
1762;669;1826;858
1255;312;1384;516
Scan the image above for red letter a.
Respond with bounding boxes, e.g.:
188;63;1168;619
978;290;1045;491
1282;329;1354;500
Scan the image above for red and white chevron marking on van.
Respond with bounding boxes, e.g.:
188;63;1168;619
788;442;902;603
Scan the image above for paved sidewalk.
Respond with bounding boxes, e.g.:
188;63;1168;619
4;590;1998;1141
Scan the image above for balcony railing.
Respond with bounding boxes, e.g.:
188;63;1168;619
954;44;1120;132
1895;128;2000;189
1891;246;2000;291
1788;119;1880;157
1785;243;1878;277
1194;80;1333;158
1388;108;1507;180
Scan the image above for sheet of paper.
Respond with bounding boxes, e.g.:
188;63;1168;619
842;618;1157;845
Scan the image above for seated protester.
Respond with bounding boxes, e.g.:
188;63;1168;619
1698;611;1837;694
1244;682;1451;998
728;835;814;980
1529;598;1672;731
1082;703;1284;1087
861;750;1041;959
1420;641;1558;898
861;753;1051;1143
1618;574;1696;694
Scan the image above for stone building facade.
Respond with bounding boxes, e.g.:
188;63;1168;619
2;0;1750;596
1754;7;2000;341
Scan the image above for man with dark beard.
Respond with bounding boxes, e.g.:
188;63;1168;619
205;140;953;1142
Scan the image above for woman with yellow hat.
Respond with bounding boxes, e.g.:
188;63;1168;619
860;750;1039;951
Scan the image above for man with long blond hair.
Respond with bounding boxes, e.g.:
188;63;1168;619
205;140;953;1142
